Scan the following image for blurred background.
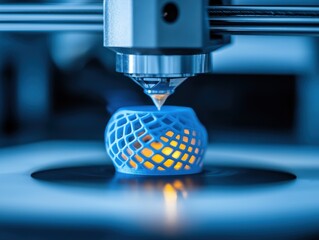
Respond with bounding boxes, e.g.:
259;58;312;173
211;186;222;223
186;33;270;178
0;0;319;148
2;1;319;239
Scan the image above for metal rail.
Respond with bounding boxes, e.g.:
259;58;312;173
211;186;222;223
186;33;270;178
1;4;319;35
0;4;103;32
210;6;319;36
209;6;319;17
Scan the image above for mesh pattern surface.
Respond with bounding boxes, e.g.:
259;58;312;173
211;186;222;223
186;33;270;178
105;106;207;175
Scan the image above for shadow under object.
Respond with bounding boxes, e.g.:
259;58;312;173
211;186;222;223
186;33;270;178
31;163;296;189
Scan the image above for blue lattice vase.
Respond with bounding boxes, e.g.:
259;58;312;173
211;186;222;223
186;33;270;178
105;106;207;175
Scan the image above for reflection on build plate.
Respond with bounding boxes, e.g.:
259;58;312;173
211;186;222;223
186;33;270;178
32;163;296;230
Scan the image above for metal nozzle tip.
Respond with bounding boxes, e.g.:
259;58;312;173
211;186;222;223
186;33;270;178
150;94;170;111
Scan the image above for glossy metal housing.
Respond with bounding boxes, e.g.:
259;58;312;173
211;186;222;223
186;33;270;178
116;53;212;76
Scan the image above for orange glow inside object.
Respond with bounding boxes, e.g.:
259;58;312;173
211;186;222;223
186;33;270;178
162;147;173;156
141;148;153;158
151;141;163;150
